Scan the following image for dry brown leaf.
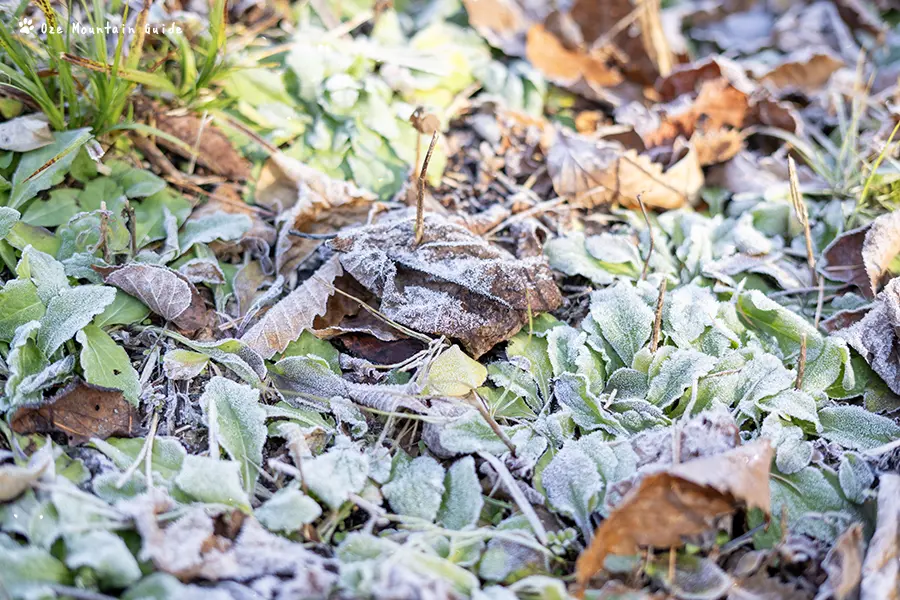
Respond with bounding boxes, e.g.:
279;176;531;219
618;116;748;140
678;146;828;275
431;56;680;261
94;263;212;332
0;445;53;502
835;278;900;395
546;130;703;209
575;439;773;591
461;0;535;56
10;380;140;445
240;255;343;359
748;49;844;94
861;474;900;600
821;523;865;600
822;211;900;299
329;214;561;357
525;24;624;96
135;101;250;181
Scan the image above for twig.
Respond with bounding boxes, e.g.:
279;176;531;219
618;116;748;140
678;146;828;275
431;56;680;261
125;198;137;256
650;278;667;352
814;275;825;329
478;451;548;545
98;201;111;263
288;230;339;240
795;334;807;390
472;392;516;457
637;194;654;280
415;132;439;246
144;411;159;492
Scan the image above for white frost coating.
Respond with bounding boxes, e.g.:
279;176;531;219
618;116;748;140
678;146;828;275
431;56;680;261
174;456;250;510
200;377;267;491
255;486;322;532
541;442;602;538
544;233;615;285
663;284;718;348
37;285;115;356
18;245;69;305
65;530;142;588
819;405;900;451
101;264;193;322
382;454;446;522
303;436;369;509
646;349;717;408
588;281;654;367
437;456;483;530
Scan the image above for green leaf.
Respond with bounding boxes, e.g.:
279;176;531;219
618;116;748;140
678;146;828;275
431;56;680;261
164;331;267;387
646;349;716;409
76;324;141;405
200;376;267;491
0;279;45;342
5;220;61;255
37;285;116;356
8;127;93;209
114;167;165;198
174;455;251;511
437;456;483;530
16;245;69;305
303;437;369;509
424;345;487;397
178;212;252;254
90;436;186;485
0;536;72;597
838;452;874;504
21;188;79;227
93;290;151;327
281;330;340;374
162;349;210;380
383;452;446;522
0;206;21;239
819;405;900;450
434;410;513;455
507;328;554;403
255;485;322;532
78;177;125;212
585;281;654;369
65;530;142;588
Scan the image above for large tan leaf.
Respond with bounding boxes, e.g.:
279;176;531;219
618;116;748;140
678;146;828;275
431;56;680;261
547;130;703;209
862;474;900;600
822;211;900;299
575;439;773;592
240;255;343;359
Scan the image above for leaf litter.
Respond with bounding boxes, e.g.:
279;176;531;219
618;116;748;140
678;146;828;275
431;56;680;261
1;1;900;599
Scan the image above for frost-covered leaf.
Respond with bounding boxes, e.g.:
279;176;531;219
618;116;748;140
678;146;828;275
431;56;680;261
65;530;142;588
162;349;210;380
200;377;267;491
166;333;267;387
544;232;616;285
255;485;322;532
554;373;625;435
0;444;53;502
424;345;487;397
0;536;72;597
241;255;342;359
77;325;141;405
819;405;900;451
178;211;252;253
383;453;446;521
838;452;874;504
92;289;151;327
303;437;369;509
542;441;603;537
115;167;166;198
0;206;20;240
758;389;820;431
647;349;716;409
428;409;512;456
90;436;186;485
95;263;210;331
174;455;251;511
586;281;654;369
506;324;555;402
37;285;116;356
663;284;719;348
437;456;483;530
0;279;45;342
16;245;68;305
2;320;48;410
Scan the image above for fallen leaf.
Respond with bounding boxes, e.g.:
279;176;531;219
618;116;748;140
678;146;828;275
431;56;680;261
0;114;54;152
462;0;535;56
10;380;140;445
746;48;844;94
546;130;703;209
834;278;900;394
94;263;212;332
861;474;899;600
822;211;900;299
134;100;250;181
525;23;624;98
329;214;561;357
240;255;343;359
0;444;53;502
575;439;773;591
821;523;865;600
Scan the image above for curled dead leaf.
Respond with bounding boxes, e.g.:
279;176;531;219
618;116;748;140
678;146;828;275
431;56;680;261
94;263;212;332
525;24;623;96
861;474;900;600
575;439;773;592
821;523;865;600
240;255;343;360
546;130;703;209
10;380;140;445
822;211;900;299
329;214;561;357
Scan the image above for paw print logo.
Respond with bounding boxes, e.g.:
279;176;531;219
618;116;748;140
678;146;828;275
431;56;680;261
18;18;35;35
